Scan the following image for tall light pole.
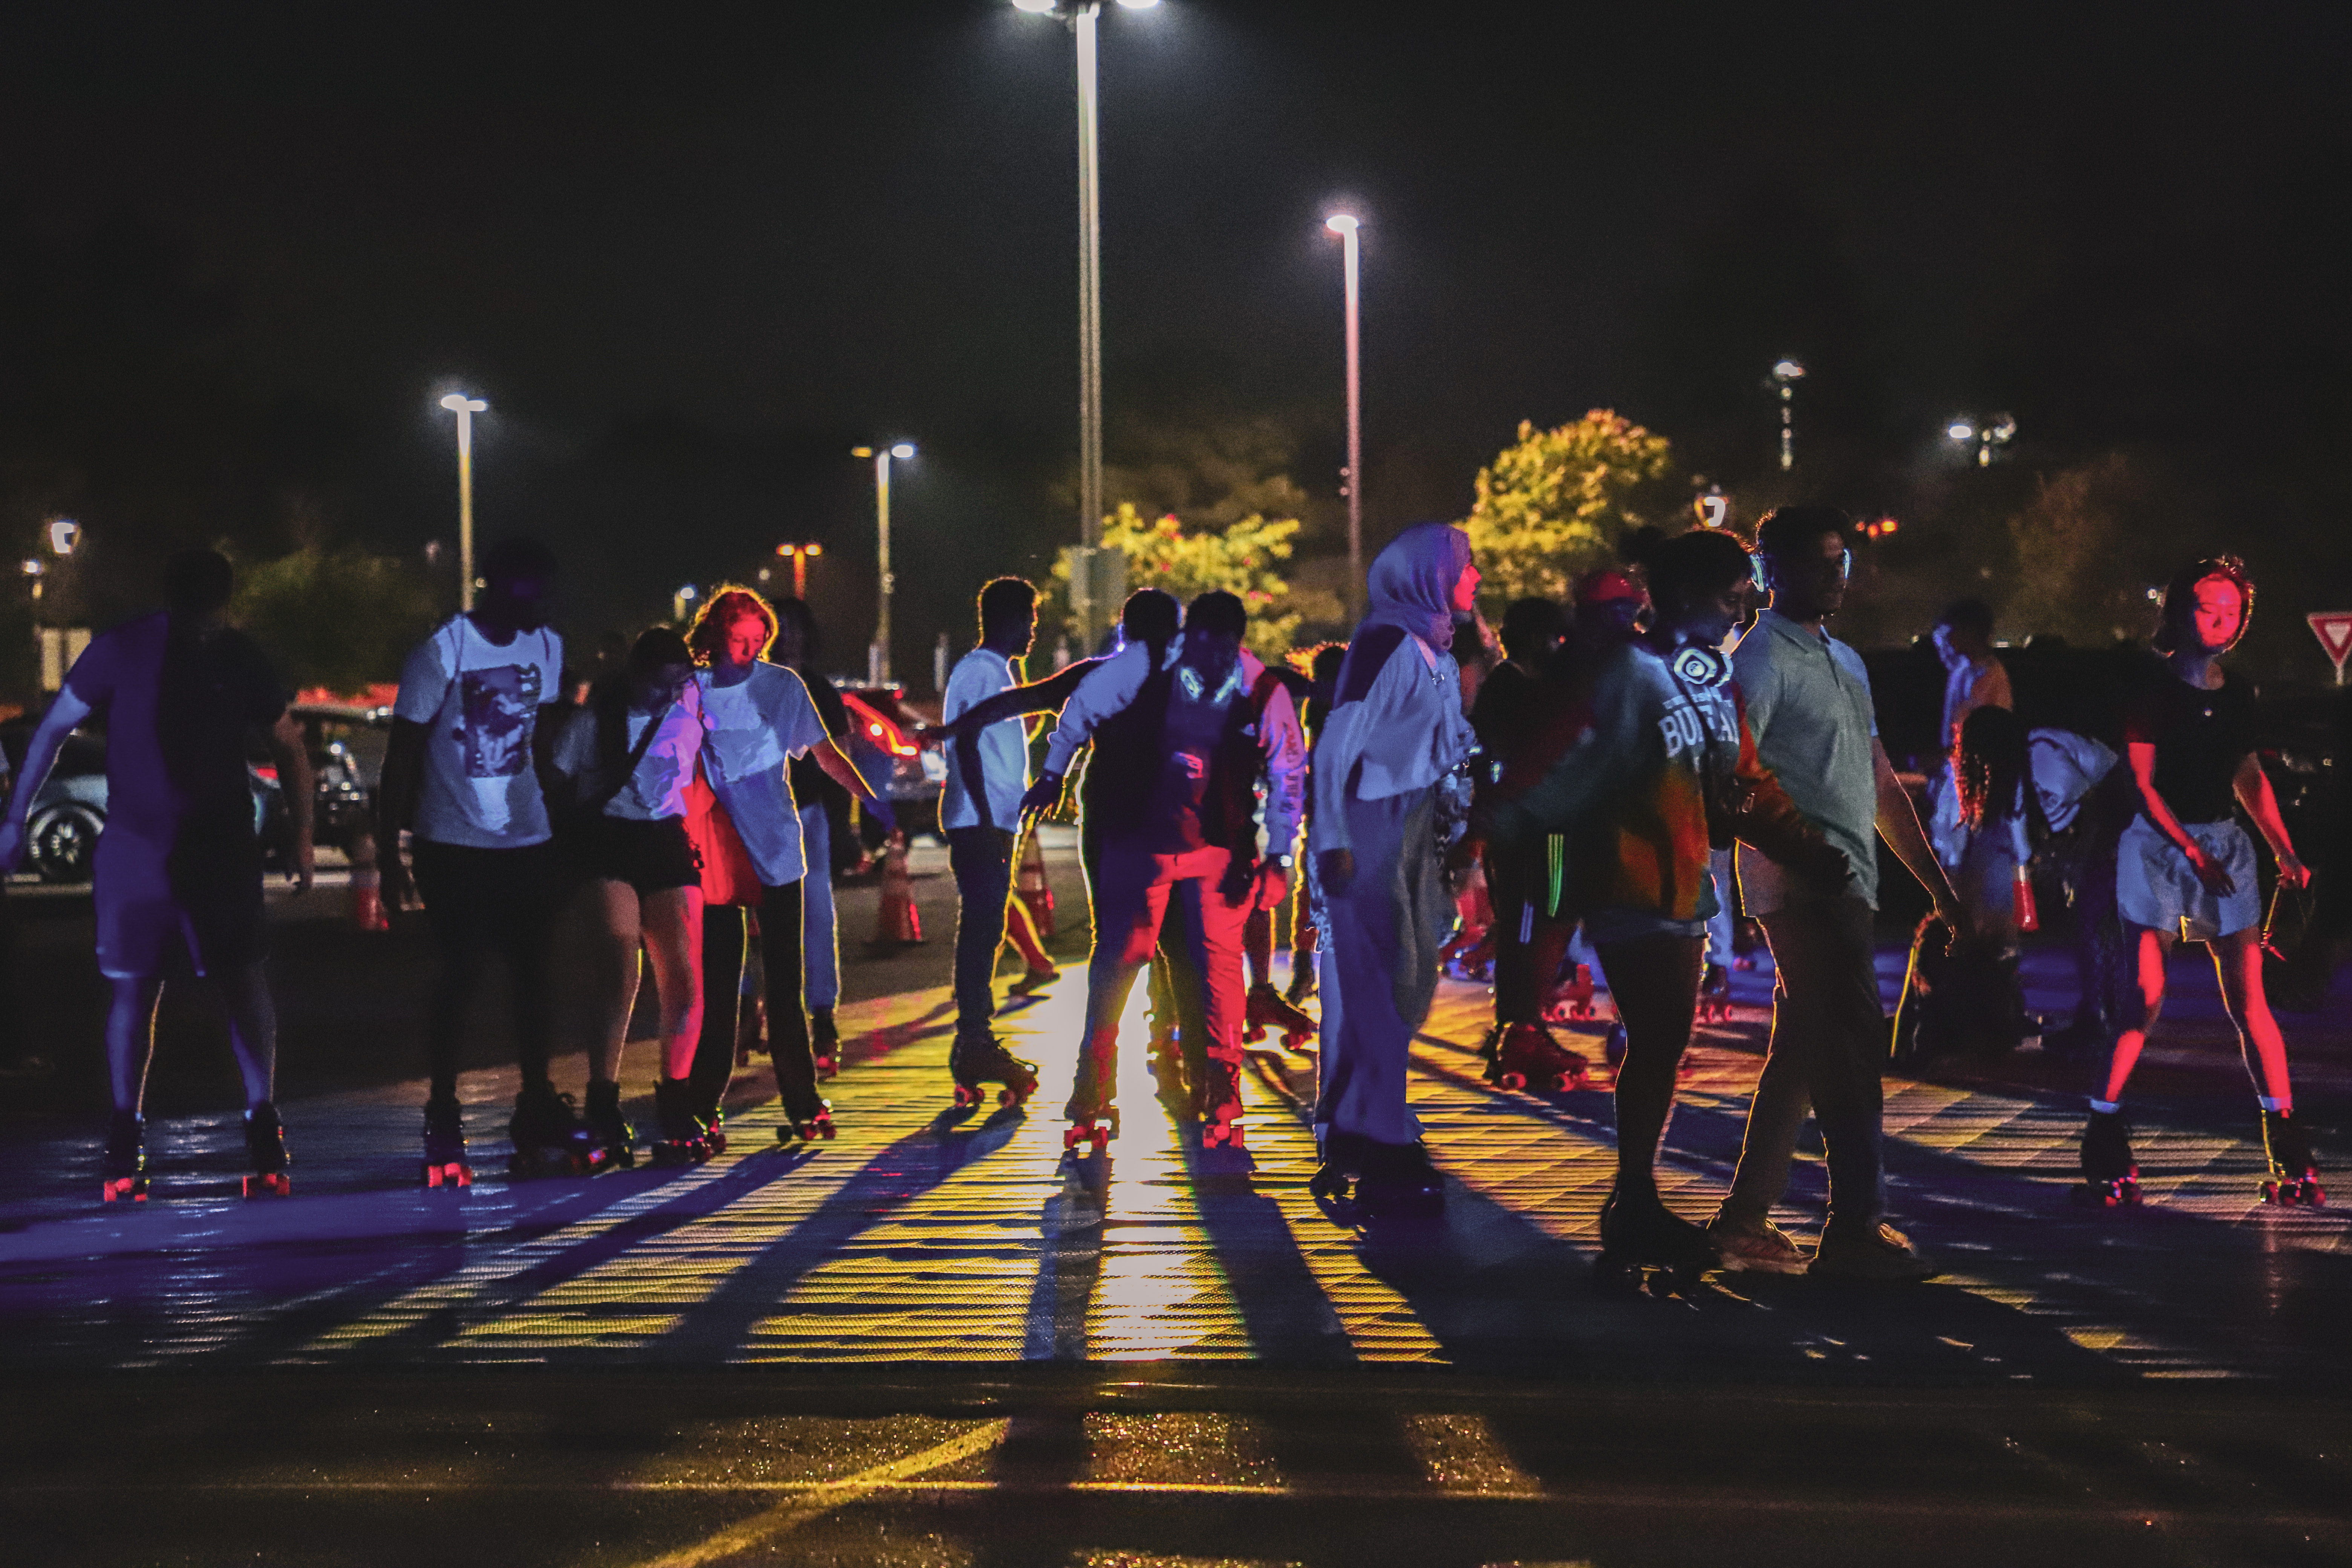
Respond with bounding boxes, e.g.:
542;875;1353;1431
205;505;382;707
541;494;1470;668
1770;360;1804;473
773;542;825;600
1012;0;1159;641
438;393;488;611
1325;213;1364;611
851;443;916;684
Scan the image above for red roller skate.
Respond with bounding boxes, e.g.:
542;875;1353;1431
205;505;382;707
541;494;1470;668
1064;1038;1119;1156
241;1101;292;1199
1243;983;1316;1051
1196;1058;1246;1149
2260;1110;2326;1207
949;1031;1039;1111
811;1007;842;1081
101;1110;149;1204
1544;963;1597;1023
1485;1022;1590;1093
2072;1109;2141;1207
421;1096;472;1190
1696;963;1734;1024
648;1078;714;1167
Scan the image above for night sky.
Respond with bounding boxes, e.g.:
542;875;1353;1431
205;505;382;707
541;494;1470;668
3;0;2346;678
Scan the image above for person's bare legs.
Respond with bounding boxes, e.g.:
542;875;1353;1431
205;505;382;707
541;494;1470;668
579;879;645;1085
2100;926;2174;1104
217;960;279;1108
639;885;705;1082
105;975;164;1114
2212;928;2294;1108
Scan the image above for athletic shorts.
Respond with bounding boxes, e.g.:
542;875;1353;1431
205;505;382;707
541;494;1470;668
571;816;701;896
94;822;267;980
2116;815;2261;943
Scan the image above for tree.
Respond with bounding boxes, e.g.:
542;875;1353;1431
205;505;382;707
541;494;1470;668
2000;452;2192;647
1049;503;1311;661
231;545;439;697
1459;412;1675;604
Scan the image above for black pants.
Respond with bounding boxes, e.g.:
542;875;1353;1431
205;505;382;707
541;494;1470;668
948;827;1015;1037
695;882;813;1115
1488;844;1576;1026
410;839;562;1101
1720;897;1888;1230
1595;934;1705;1194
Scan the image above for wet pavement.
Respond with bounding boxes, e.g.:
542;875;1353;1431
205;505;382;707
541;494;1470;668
3;872;2348;1563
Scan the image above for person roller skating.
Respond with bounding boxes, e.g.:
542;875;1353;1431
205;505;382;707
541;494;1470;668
778;1083;836;1143
422;1095;472;1188
1485;1021;1590;1092
649;1077;712;1166
810;1008;842;1081
2075;1105;2140;1206
242;1100;292;1199
2076;557;2317;1215
951;1031;1040;1111
102;1109;149;1204
584;1080;637;1168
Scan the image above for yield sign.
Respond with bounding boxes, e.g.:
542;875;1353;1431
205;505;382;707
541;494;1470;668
2309;611;2352;684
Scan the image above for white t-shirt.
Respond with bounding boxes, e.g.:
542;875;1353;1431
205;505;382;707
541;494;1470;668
940;647;1026;833
549;686;705;821
695;662;829;885
394;617;565;848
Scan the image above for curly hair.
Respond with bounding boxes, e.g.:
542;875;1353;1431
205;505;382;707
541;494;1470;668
685;583;778;666
2152;555;2256;655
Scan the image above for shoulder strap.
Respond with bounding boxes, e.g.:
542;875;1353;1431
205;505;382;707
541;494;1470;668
584;698;674;815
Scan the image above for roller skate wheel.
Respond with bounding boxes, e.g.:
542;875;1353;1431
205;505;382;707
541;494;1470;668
242;1172;292;1199
423;1161;472;1190
101;1177;148;1204
952;1084;982;1109
997;1086;1026;1108
815;1055;839;1081
1243;1024;1268;1043
815;1117;836;1141
1498;1071;1526;1091
1064;1125;1087;1151
1090;1127;1111;1154
1309;1167;1351;1202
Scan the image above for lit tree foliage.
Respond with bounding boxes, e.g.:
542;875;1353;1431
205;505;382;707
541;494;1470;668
1459;412;1674;604
1050;503;1306;661
231;545;439;697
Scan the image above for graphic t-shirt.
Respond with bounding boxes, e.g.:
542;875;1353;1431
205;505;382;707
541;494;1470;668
394;616;564;848
695;662;830;886
64;612;285;844
2122;666;2257;826
548;684;705;821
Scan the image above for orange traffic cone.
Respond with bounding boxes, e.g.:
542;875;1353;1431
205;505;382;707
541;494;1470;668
872;832;923;946
1016;831;1055;940
348;831;390;933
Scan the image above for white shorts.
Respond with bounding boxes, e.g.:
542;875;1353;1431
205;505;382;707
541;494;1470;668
2115;815;2261;943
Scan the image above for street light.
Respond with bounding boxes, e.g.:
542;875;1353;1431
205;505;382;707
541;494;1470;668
1770;359;1805;472
1325;213;1364;610
1946;412;2017;467
773;541;825;600
1011;0;1161;640
46;519;80;557
438;393;488;611
851;443;916;683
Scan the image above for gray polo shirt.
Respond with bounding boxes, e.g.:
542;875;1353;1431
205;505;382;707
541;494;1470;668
1733;607;1882;912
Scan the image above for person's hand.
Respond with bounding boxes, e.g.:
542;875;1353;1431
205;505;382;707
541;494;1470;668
1318;847;1355;896
2275;851;2312;891
0;821;22;877
2186;843;2237;896
381;850;422;914
1019;773;1064;829
1253;861;1291;912
288;838;316;896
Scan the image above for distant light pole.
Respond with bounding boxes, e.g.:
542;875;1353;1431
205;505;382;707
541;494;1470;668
438;393;488;611
1012;0;1161;640
851;443;916;684
1946;412;2017;467
773;542;825;599
1770;360;1805;472
1325;213;1364;609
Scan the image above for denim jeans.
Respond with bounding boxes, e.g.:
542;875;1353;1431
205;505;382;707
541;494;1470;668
948;827;1015;1037
797;802;839;1012
1720;896;1888;1230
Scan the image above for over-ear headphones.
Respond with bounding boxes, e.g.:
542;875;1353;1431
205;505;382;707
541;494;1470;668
1671;642;1733;688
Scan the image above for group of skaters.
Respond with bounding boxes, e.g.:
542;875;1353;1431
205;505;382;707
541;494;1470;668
0;511;2326;1293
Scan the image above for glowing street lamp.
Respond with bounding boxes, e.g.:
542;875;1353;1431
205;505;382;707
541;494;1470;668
1770;359;1806;472
773;541;825;599
1946;412;2017;467
1011;0;1162;629
438;393;489;611
851;443;917;683
1325;213;1364;610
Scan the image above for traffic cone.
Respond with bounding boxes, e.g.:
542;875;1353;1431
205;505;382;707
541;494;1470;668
872;832;923;946
1016;831;1055;940
348;831;390;933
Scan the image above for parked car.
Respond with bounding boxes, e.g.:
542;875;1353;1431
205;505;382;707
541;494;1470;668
289;700;394;848
840;683;945;842
0;718;275;884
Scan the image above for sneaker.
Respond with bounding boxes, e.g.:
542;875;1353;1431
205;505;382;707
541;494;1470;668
1707;1214;1810;1274
1810;1220;1939;1283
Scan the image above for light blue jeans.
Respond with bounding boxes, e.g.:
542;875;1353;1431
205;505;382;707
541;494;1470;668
798;801;840;1012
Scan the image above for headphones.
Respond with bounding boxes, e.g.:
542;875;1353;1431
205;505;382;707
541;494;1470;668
1671;642;1733;688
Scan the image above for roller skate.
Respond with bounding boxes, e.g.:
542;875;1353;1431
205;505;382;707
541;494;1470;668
811;1008;841;1080
1697;963;1734;1024
649;1078;713;1166
1355;1138;1446;1219
2072;1108;2141;1207
1243;983;1316;1051
100;1109;149;1205
2260;1109;2326;1206
1284;958;1317;1007
1063;1042;1119;1157
508;1083;607;1177
422;1095;472;1189
1592;1190;1720;1298
1195;1057;1246;1150
584;1080;637;1170
1485;1021;1590;1092
1544;963;1597;1023
241;1101;292;1199
949;1030;1040;1111
778;1087;836;1144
